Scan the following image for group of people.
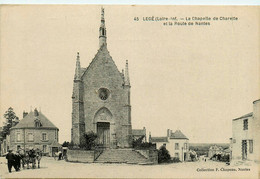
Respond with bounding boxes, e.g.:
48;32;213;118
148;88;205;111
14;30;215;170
5;149;22;173
5;148;41;173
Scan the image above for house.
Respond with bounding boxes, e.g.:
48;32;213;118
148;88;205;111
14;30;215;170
208;145;223;158
0;126;3;156
1;135;10;156
231;99;260;162
9;108;60;156
150;129;189;162
132;127;146;142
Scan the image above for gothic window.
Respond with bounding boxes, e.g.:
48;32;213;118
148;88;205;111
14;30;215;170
243;119;248;130
94;107;113;122
175;143;179;150
98;88;110;100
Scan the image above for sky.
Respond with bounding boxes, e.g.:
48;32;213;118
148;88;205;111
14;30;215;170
0;5;259;144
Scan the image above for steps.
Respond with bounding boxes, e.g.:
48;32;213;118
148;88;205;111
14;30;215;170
94;149;150;164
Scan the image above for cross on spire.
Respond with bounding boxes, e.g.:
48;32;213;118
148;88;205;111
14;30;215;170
99;7;107;48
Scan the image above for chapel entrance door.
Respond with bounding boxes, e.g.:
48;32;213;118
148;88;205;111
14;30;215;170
242;140;247;160
97;122;110;148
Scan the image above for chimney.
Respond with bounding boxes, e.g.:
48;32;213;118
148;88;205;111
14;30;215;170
253;99;260;121
149;132;152;143
23;111;28;118
34;108;39;116
143;127;146;142
167;129;171;137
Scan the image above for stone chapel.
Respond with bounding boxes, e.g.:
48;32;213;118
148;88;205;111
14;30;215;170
71;8;132;148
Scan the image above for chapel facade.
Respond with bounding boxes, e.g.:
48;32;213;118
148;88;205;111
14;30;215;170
71;8;132;148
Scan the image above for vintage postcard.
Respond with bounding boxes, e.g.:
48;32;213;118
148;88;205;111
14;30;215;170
0;5;259;178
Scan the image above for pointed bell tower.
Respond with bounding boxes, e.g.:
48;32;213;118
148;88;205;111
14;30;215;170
99;7;107;48
124;60;130;87
74;52;81;81
71;52;85;146
124;60;132;147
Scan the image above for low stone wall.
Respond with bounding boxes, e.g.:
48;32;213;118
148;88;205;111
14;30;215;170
148;150;158;164
66;148;158;164
135;149;158;164
136;150;149;159
66;149;95;163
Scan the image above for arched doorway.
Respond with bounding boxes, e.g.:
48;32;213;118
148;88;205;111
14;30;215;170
94;107;113;148
97;122;110;148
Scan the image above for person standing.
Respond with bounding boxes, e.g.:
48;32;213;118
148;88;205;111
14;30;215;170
14;151;22;171
58;150;62;160
6;150;16;173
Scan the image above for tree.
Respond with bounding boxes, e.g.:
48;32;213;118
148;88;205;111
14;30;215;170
132;135;145;147
80;131;98;150
132;136;155;149
1;107;19;138
158;145;171;163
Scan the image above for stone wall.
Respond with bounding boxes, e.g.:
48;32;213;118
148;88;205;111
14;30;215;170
135;149;158;164
66;149;95;163
136;150;149;159
147;150;158;164
9;128;58;153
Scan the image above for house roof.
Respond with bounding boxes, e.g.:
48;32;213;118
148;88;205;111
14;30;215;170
150;137;168;143
81;45;122;80
170;130;188;140
232;112;253;121
50;140;62;148
209;145;223;150
224;148;231;153
253;99;260;104
11;111;58;130
132;129;146;136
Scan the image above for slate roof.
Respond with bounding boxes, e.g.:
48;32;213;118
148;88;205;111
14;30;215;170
209;145;222;150
50;140;62;148
80;45;123;80
11;111;58;130
132;129;146;136
232;112;253;121
170;130;188;140
150;137;168;143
